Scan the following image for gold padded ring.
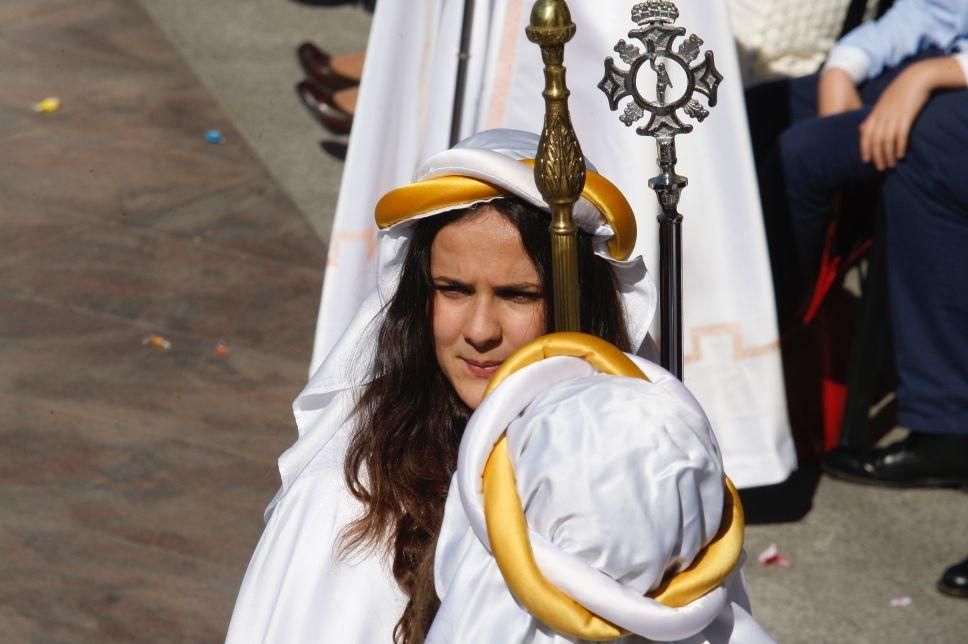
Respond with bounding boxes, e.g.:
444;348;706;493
481;332;746;640
374;160;636;260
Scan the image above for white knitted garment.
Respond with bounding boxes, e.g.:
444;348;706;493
728;0;879;86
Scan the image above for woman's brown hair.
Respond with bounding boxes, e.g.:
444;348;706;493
341;197;631;643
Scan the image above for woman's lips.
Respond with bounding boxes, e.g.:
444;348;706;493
461;358;502;379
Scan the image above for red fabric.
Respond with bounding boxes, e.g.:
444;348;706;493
802;222;871;325
821;378;848;452
784;221;869;459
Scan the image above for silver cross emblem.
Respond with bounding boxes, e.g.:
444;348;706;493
598;0;722;140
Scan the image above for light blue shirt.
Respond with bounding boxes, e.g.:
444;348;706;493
825;0;968;82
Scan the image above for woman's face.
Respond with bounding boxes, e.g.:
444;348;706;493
431;206;546;409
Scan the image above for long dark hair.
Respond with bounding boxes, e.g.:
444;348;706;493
341;197;631;643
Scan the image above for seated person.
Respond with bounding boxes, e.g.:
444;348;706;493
749;0;967;597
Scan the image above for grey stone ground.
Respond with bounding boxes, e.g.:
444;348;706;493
140;0;368;241
140;1;968;641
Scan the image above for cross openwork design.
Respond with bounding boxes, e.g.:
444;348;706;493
598;0;722;140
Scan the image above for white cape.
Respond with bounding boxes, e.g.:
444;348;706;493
312;0;796;489
429;354;774;643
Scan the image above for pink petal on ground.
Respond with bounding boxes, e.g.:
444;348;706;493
757;543;791;567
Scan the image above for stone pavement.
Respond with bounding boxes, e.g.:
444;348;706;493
0;0;322;640
140;0;370;241
2;0;965;642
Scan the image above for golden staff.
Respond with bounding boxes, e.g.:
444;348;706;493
527;0;585;333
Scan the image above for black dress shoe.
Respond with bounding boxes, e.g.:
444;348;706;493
295;80;353;135
822;432;968;488
938;557;968;598
297;42;359;92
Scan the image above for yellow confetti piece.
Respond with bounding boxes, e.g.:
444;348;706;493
142;334;172;351
33;97;61;113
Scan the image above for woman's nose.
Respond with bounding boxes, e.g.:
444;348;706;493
463;297;502;352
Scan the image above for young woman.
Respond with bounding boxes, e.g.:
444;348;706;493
225;130;657;643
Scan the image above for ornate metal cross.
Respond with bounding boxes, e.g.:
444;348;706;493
597;0;722;380
598;1;721;139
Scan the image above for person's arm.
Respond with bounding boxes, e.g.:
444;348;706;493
859;55;968;170
819;0;968;116
827;0;968;83
818;68;864;116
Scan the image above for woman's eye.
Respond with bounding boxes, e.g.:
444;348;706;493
503;291;541;304
436;285;469;298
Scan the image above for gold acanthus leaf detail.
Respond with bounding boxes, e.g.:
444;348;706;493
535;114;585;203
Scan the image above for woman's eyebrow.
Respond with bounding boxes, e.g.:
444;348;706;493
432;276;469;286
433;276;541;292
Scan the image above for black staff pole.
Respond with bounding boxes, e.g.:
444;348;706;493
651;141;686;378
450;0;476;146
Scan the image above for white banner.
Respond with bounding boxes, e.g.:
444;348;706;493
310;0;796;488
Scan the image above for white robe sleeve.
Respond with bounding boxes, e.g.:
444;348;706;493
225;432;406;644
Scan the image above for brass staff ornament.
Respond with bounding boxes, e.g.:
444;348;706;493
597;0;722;379
527;0;585;333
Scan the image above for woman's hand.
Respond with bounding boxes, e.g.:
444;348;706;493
859;57;966;171
818;68;863;116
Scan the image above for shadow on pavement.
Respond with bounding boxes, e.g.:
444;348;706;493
321;140;348;161
739;464;822;524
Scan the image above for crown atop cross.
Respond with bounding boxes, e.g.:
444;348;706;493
632;0;679;25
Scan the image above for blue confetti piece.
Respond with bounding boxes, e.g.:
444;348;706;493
205;129;224;144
